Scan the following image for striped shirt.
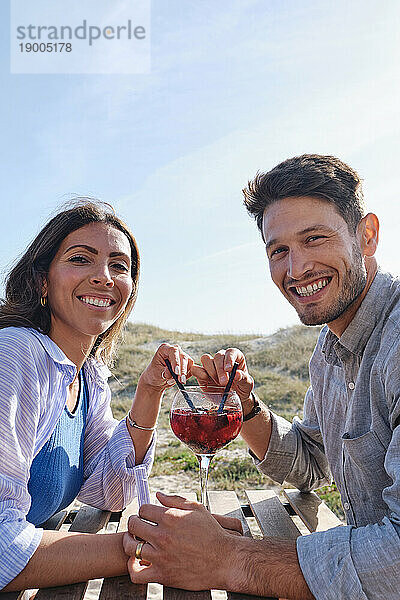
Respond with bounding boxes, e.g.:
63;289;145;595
0;326;155;589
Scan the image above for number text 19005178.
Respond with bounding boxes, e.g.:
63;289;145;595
19;42;72;52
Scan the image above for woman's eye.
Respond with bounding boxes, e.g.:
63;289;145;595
111;262;129;272
68;255;89;264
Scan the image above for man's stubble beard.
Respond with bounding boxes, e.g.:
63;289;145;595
295;244;367;327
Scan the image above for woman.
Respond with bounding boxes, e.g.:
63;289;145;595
0;200;192;591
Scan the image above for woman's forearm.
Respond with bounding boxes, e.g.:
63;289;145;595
3;530;127;592
126;378;163;464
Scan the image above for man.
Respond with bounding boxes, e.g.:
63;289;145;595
123;155;400;600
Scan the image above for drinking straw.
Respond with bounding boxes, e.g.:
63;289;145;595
165;358;197;411
217;362;239;413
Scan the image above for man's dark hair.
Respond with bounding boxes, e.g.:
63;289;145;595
243;154;366;234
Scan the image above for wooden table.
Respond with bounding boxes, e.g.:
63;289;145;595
1;489;342;600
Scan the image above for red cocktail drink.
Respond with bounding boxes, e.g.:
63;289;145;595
170;407;242;454
169;386;243;509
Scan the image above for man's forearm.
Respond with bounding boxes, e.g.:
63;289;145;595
226;536;314;600
240;397;272;460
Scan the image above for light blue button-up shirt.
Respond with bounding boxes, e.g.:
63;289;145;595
255;270;400;599
0;327;155;590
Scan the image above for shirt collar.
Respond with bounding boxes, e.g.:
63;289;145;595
322;269;392;362
28;328;111;387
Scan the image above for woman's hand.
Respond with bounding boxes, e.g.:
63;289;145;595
138;343;194;391
128;345;194;464
191;348;254;404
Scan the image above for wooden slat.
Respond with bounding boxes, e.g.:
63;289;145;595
208;492;275;600
283;489;343;533
245;490;300;540
42;510;68;530
208;490;250;537
35;505;111;600
68;505;111;533
99;577;148;600
36;587;86;600
0;592;24;599
163;589;211;600
243;491;302;600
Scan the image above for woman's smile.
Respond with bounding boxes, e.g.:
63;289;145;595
77;294;116;309
44;222;133;352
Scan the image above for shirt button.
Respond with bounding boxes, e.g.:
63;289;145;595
343;502;350;510
348;382;355;390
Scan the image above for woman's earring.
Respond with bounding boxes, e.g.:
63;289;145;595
40;296;47;307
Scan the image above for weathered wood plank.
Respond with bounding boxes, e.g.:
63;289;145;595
283;489;343;533
68;505;111;533
0;591;24;599
163;589;212;600
42;510;68;530
208;490;250;537
36;585;88;600
208;491;277;600
245;490;300;540
99;577;148;600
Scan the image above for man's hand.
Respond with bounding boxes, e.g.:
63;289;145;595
123;493;313;599
123;492;242;590
191;348;254;404
191;347;272;460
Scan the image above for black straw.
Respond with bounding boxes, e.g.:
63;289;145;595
165;358;197;411
217;362;239;413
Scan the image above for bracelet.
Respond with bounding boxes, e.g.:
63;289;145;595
242;393;262;422
126;413;157;431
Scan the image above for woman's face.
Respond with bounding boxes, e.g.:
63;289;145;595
44;222;133;353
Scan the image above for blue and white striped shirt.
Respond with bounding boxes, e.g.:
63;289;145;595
0;326;155;589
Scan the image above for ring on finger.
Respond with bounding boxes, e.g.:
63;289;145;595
135;541;145;560
161;370;167;380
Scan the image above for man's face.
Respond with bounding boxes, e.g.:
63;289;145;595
262;196;367;327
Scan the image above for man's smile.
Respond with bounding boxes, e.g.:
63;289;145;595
286;276;333;303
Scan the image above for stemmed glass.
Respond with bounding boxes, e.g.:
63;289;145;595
170;386;242;509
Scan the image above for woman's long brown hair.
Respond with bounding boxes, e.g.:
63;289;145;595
0;199;140;365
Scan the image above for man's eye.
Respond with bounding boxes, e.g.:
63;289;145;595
307;235;326;243
270;247;286;257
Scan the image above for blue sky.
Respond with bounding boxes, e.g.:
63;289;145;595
1;0;399;334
